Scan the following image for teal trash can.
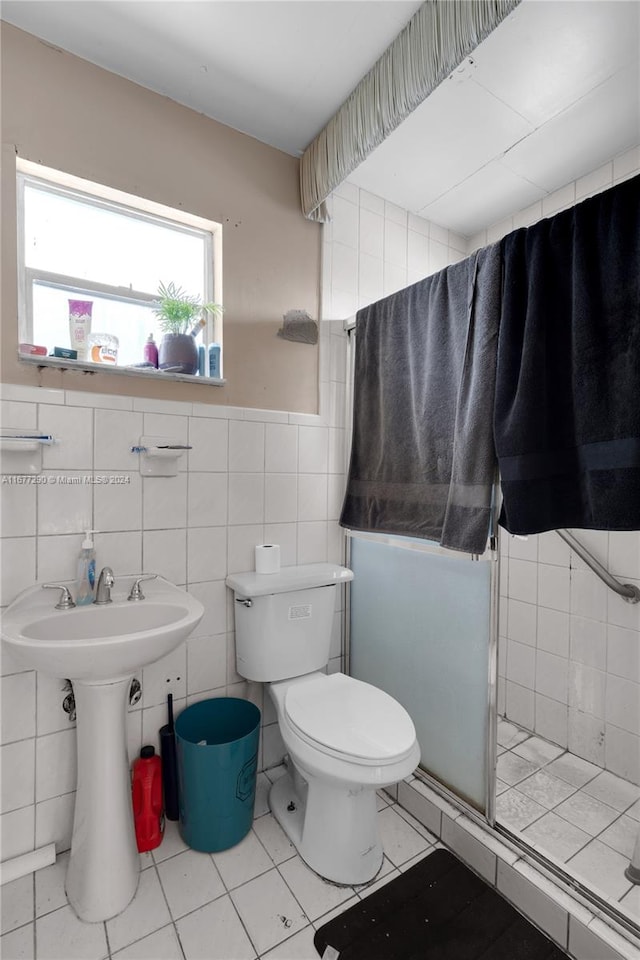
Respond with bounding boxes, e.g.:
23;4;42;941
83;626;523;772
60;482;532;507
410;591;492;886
175;698;261;853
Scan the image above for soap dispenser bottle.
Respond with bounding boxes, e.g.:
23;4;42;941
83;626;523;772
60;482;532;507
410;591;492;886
75;529;97;605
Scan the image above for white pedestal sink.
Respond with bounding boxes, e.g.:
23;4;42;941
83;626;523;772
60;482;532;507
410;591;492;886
1;576;204;922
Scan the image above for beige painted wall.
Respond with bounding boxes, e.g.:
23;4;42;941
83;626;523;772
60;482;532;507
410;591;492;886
0;23;321;413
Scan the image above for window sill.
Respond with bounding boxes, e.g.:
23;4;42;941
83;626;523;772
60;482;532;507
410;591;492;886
18;353;225;386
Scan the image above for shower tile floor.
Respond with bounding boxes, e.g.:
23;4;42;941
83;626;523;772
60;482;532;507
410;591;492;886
1;766;443;960
496;717;640;928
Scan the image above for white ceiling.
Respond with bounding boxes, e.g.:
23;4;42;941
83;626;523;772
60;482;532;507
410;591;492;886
2;1;639;237
0;1;422;155
349;0;640;235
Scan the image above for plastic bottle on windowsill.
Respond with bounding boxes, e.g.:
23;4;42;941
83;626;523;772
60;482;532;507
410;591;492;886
208;343;221;379
143;333;158;368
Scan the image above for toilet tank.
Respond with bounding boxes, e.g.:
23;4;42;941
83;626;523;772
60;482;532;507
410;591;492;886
226;564;354;682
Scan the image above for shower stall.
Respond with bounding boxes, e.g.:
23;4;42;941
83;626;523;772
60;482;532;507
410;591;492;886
346;523;640;933
342;328;640;937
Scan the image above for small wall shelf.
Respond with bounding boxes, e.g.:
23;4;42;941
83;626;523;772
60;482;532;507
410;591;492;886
0;430;56;475
133;437;192;477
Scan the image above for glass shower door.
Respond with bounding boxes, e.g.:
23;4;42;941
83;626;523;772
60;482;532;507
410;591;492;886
349;532;497;817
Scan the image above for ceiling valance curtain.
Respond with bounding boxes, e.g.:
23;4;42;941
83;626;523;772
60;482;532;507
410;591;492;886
300;0;521;222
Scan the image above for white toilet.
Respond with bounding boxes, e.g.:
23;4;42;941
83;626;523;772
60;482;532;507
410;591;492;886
226;562;420;885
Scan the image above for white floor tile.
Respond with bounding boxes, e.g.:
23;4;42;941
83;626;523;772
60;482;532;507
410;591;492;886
357;868;401;897
261;924;318;959
598;815;640;859
619;884;640;924
399;848;441;873
516;770;577;809
176;895;257;960
522;811;591;862
230;868;308;955
352;856;395;893
112;925;183;959
555;792;619;836
393;804;439;844
1;922;34;960
2;876;34;935
497;715;640;925
106;867;171;953
377;805;430;867
545;753;602;788
496;752;540;786
252;815;296;865
582;770;640;813
496;719;530;749
152;820;189;863
264;765;287;784
567;839;635;901
512;736;565;766
254;774;272;818
496;788;547;832
627;798;640;822
35;905;108;960
212;830;273;890
311;897;358;927
156;849;225;920
139;851;154;871
278;857;354;923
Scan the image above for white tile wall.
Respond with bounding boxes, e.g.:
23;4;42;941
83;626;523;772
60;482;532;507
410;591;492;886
501;526;640;783
0;370;349;856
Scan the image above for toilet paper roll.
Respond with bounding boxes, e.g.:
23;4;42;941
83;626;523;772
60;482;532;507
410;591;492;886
255;544;281;574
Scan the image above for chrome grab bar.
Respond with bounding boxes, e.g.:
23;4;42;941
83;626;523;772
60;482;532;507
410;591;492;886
556;529;640;604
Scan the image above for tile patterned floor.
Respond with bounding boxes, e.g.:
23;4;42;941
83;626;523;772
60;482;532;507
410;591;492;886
496;717;640;927
0;767;442;960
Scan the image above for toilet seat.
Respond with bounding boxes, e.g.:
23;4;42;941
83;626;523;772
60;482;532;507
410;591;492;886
283;673;416;767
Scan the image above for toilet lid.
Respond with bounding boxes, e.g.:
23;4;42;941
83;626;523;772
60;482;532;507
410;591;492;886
284;673;416;763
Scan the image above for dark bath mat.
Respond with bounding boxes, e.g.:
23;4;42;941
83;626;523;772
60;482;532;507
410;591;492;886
314;849;568;959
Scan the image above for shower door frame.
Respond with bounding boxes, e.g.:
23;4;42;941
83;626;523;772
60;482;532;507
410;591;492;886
343;528;500;827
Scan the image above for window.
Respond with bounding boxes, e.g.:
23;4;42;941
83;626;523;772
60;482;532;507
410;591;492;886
17;160;222;378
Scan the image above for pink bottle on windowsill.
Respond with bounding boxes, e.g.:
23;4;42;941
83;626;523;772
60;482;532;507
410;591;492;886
144;333;158;368
68;299;93;361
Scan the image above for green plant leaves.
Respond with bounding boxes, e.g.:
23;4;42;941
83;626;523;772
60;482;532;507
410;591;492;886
153;281;222;335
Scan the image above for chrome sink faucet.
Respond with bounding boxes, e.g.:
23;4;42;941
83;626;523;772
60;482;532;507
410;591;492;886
127;574;157;601
94;567;115;605
42;584;76;610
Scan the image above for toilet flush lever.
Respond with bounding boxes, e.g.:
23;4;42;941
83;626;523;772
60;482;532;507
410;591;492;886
235;598;252;608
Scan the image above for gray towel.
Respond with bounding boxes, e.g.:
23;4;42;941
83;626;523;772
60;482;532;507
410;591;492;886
340;244;501;554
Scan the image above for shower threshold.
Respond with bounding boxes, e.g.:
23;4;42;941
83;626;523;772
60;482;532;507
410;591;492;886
495;717;640;929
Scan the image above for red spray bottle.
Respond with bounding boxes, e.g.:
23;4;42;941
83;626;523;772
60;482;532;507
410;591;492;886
132;745;164;852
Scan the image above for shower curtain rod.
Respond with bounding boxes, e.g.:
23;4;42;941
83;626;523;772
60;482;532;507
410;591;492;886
556;529;640;604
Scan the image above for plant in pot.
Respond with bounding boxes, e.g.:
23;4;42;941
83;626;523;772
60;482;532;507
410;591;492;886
153;282;222;375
